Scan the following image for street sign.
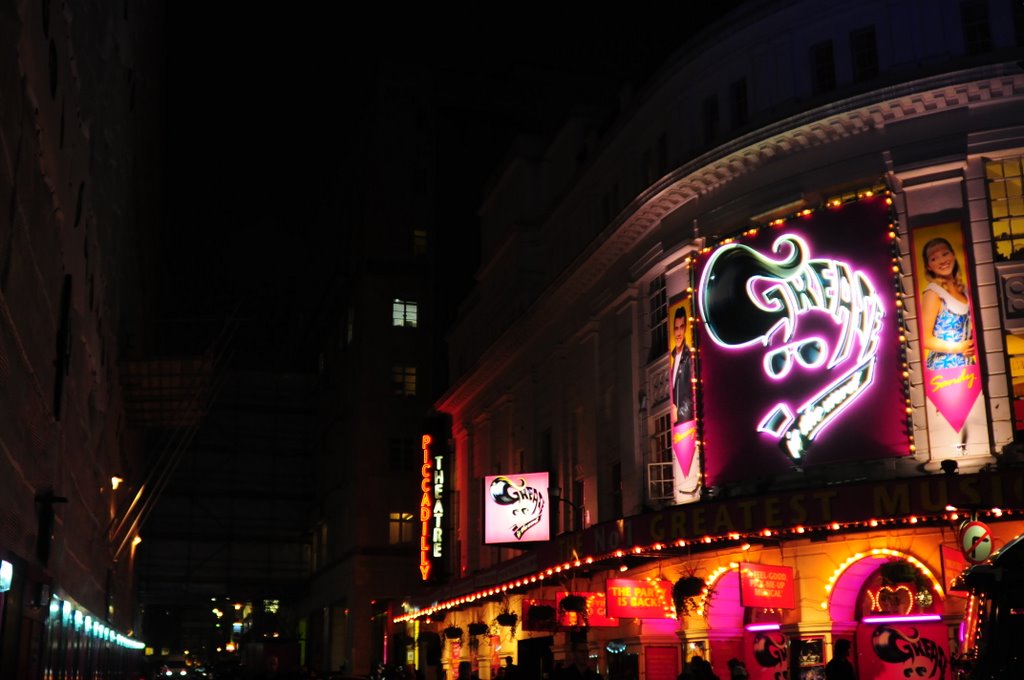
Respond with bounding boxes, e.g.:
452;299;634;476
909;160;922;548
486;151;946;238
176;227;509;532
960;521;993;564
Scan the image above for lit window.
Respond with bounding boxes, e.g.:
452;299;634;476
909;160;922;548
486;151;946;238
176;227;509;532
986;157;1024;262
392;299;418;328
389;512;415;544
392;365;417;396
647;413;674;501
986;157;1024;434
651;412;673;465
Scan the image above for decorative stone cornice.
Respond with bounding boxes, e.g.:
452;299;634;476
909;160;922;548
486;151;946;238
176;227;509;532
437;64;1024;417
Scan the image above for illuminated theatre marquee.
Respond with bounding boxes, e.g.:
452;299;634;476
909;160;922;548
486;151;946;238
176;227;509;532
419;434;444;581
696;197;907;487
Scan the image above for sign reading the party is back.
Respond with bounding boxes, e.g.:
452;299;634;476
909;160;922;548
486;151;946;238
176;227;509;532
696;197;908;487
606;579;674;619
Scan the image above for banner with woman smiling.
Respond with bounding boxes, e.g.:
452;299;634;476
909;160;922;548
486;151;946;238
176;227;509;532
910;222;990;458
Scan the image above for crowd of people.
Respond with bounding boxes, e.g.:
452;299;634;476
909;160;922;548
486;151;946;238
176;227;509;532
674;655;748;680
235;641;862;680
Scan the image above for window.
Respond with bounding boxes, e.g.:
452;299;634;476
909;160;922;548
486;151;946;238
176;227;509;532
648;413;674;501
572;478;585;531
730;78;748;129
702;94;719;147
540;427;555;530
392;299;418;327
1016;0;1024;47
986;157;1024;262
389;437;416;471
651;412;673;466
312;521;327;572
810;40;836;94
413;229;428;256
1007;337;1024;432
961;0;992;55
611;462;623;519
388;512;415;544
986;157;1024;433
392;365;417;396
656;133;667;177
647;275;668;362
850;26;879;83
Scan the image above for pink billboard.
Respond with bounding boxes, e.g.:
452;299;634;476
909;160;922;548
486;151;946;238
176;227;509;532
669;298;699;481
483;472;550;544
909;222;989;458
856;621;949;679
695;197;908;487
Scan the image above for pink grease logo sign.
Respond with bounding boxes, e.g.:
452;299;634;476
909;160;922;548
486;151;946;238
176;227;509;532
696;198;907;487
483;472;550;544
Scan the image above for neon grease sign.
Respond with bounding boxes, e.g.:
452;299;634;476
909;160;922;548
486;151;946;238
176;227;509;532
419;434;444;580
484;472;549;544
698;232;885;461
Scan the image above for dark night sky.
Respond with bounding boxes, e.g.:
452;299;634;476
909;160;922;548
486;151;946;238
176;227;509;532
160;8;741;361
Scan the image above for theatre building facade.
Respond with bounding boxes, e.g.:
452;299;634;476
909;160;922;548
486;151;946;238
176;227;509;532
397;2;1024;679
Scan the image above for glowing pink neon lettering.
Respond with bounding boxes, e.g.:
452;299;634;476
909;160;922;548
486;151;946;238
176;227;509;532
699;233;885;460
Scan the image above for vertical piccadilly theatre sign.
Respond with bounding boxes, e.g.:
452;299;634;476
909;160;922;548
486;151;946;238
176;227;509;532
696;196;909;487
419;434;445;581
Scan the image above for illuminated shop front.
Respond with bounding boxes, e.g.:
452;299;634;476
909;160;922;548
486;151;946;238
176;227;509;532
396;464;1024;679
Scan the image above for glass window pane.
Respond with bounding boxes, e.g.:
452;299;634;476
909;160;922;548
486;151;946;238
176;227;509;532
1010;198;1024;216
987;161;1004;179
392;299;418;328
997;240;1014;259
1007;177;1023;199
991;182;1007;199
993;201;1009;219
1006;159;1022;177
994;219;1011;238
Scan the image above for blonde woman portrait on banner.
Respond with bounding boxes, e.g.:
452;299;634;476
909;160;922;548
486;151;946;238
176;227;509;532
912;225;989;460
920;237;976;369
